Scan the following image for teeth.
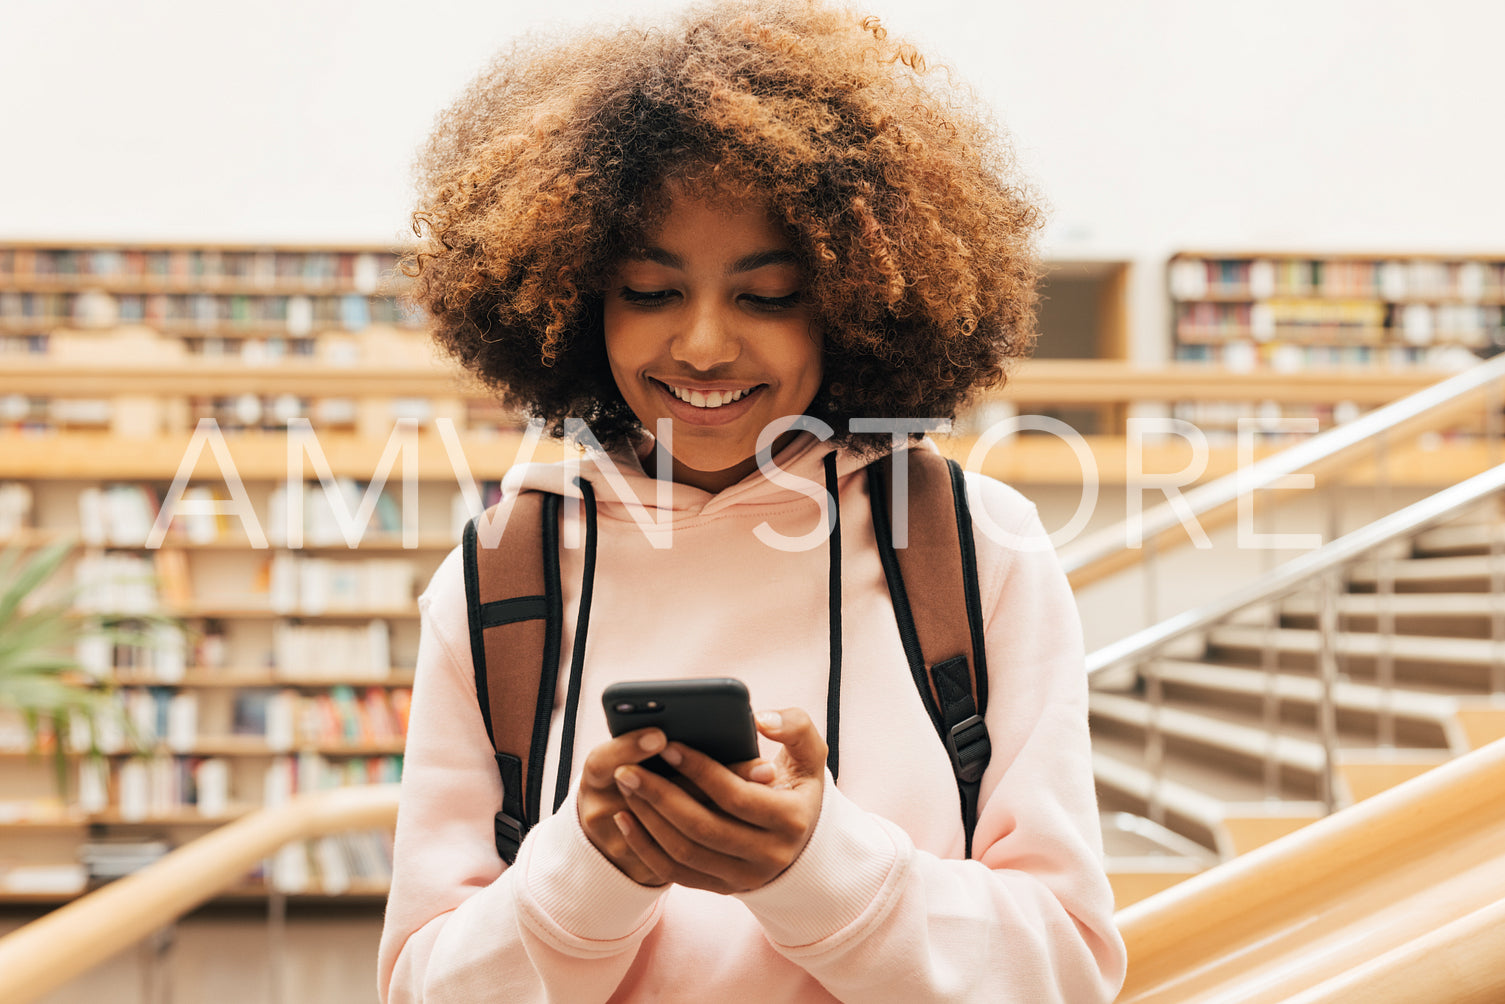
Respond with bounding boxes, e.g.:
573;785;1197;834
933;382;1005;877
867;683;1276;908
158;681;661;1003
668;385;751;409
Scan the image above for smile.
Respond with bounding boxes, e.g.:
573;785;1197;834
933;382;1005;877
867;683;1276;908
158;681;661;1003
659;382;758;409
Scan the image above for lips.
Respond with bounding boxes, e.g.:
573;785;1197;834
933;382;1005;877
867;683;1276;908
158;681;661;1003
650;378;766;426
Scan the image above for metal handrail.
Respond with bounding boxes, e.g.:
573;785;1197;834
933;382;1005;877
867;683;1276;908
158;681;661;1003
1058;352;1505;587
1087;460;1505;678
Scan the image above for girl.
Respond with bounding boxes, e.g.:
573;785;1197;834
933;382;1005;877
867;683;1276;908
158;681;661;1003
378;2;1126;1000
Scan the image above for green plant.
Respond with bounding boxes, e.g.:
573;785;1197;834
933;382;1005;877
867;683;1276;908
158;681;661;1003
0;538;146;796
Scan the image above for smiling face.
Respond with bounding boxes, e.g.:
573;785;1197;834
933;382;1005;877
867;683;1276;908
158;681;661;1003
602;183;824;493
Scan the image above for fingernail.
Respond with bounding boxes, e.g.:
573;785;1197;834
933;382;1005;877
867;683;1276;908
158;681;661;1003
661;745;682;767
614;812;632;836
750;762;775;783
756;711;782;730
615;767;640;790
639;731;665;753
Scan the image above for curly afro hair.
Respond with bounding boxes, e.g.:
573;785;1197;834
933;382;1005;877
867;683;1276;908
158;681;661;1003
407;0;1044;455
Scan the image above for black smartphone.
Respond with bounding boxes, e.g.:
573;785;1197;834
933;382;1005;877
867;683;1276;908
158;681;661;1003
602;677;760;775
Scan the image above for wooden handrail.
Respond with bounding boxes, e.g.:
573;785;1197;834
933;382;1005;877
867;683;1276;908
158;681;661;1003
1284;896;1505;1004
1115;736;1505;1002
0;784;399;1004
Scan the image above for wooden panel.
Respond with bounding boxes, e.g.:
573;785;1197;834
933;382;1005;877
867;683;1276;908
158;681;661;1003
1454;705;1505;750
1337;752;1451;804
1109;867;1202;911
1221;811;1324;856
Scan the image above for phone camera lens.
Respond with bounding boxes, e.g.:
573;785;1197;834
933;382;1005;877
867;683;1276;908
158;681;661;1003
644;700;661;711
614;702;635;713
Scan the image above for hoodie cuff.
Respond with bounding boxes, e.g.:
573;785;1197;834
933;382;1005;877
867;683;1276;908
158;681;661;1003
735;773;902;948
516;788;667;943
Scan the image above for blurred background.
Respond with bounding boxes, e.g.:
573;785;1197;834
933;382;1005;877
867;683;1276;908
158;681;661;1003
4;4;1505;1001
4;0;1504;353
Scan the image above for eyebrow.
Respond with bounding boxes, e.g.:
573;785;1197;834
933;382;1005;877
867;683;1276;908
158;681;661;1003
631;246;800;275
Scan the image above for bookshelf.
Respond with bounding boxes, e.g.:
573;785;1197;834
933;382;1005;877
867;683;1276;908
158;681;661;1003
0;241;460;903
1169;252;1505;371
1165;252;1505;441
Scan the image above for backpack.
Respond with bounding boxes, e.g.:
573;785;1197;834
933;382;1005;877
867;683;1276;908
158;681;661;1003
462;447;993;865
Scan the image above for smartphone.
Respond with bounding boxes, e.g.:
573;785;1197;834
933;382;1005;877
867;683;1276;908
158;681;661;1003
602;677;760;775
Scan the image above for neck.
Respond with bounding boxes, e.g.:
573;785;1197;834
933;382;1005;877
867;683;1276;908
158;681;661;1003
643;431;803;494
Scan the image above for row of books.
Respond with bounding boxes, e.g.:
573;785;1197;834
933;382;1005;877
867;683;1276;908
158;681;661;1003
269;829;394;895
272;621;395;680
1171;257;1505;302
1;395;113;431
1175;301;1504;346
264;752;404;802
192;393;353;432
68;752;404;821
0;481;30;536
1168;400;1359;433
75;622;188;681
0;247;397;293
53;683;406;756
0;290;417;332
76;754;235;819
77;479;413;549
88;617;403;683
0;333;46;354
1173;342;1484;372
233;685;411;749
0;830;394;897
266;554;417;614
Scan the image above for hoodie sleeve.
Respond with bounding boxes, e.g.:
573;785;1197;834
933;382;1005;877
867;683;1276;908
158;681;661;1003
734;481;1128;1003
376;548;668;1004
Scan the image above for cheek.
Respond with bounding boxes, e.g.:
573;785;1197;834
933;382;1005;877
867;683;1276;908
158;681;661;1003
601;308;641;379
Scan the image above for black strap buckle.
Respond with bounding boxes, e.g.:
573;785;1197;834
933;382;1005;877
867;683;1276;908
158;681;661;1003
944;714;990;784
494;810;525;864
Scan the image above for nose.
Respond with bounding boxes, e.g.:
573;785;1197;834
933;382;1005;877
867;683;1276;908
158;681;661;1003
670;301;741;372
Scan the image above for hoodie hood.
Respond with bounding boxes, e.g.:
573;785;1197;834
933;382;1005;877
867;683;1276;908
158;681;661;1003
503;431;929;523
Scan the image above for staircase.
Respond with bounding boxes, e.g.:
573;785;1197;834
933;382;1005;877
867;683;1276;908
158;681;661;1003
1094;503;1505;905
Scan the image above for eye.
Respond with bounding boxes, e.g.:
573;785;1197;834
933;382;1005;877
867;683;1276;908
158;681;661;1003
617;286;676;306
743;292;802;312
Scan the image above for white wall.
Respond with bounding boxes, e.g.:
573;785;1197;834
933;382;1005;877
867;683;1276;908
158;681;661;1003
5;1;1502;365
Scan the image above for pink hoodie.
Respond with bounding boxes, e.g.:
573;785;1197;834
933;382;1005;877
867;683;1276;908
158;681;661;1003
378;434;1126;1002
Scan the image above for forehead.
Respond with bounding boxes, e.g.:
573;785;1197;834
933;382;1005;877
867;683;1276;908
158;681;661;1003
626;181;793;266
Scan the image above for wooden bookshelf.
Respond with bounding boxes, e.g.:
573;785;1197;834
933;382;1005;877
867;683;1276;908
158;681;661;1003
0;241;454;903
1169;252;1505;371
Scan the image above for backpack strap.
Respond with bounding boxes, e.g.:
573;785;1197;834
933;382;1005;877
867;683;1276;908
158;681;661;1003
463;492;565;865
867;449;992;857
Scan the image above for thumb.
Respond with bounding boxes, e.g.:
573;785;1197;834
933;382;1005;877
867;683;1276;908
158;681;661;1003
755;707;828;779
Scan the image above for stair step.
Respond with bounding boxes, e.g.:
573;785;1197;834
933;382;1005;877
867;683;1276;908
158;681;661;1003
1149;661;1463;750
1412;520;1505;556
1281;592;1502;619
1107;866;1204;911
1092;731;1270;807
1090;691;1327;773
1092;744;1326;859
1092;748;1233;855
1219;810;1324;856
1207;623;1502;670
1455;703;1505;748
1349;553;1505;588
1336;749;1453;803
